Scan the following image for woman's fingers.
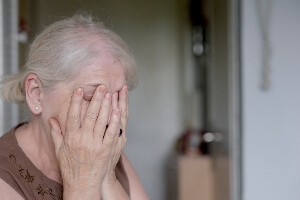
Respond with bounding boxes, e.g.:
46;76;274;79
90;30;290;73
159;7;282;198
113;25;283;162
119;85;128;131
103;109;121;148
94;93;111;139
82;85;106;132
66;88;83;133
108;92;118;123
65;86;125;144
53;87;125;193
112;92;119;109
49;117;63;154
102;107;126;185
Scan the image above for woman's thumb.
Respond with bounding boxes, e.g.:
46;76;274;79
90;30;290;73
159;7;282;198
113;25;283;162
48;117;63;154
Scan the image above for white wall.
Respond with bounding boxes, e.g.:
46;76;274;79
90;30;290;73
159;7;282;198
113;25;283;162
242;0;300;199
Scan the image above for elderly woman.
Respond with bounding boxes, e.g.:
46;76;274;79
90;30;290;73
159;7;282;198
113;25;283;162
0;14;149;200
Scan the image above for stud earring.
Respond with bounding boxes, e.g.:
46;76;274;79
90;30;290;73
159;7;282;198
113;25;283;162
35;106;39;110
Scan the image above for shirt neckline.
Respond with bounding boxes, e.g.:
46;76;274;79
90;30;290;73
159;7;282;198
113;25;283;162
11;123;63;188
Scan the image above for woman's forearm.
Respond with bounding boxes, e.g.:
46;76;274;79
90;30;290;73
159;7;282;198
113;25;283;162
101;180;130;200
120;154;150;200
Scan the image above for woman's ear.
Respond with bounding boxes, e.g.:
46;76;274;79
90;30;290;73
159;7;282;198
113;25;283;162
25;74;43;114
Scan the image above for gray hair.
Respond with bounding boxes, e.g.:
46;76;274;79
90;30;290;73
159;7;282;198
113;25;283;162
1;13;137;103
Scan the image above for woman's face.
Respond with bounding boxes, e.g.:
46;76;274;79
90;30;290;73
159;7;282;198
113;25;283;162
41;49;126;135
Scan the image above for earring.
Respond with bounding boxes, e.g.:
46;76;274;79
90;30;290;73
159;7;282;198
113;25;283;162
35;106;39;110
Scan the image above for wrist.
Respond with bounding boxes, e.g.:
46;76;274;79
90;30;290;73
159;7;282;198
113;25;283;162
63;187;101;200
101;179;130;200
102;172;117;185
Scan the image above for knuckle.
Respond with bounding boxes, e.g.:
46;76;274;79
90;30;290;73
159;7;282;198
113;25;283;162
111;115;120;125
96;120;106;128
85;110;98;121
67;113;80;123
104;130;118;141
106;130;117;138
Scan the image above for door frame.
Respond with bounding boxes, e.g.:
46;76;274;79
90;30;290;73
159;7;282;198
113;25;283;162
228;0;242;200
0;0;19;135
205;0;242;199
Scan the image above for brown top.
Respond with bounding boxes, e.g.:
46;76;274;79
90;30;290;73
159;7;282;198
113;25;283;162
0;125;63;200
0;124;130;200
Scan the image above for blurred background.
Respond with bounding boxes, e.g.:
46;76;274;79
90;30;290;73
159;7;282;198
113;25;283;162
0;0;300;200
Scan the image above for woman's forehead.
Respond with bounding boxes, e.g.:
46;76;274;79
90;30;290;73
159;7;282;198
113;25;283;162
79;64;126;93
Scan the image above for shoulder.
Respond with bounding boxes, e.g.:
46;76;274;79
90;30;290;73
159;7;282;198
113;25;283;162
0;129;19;170
0;178;24;200
0;127;16;149
0;130;18;170
0;128;27;199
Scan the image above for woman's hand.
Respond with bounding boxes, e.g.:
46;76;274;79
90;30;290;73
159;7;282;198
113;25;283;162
101;85;130;199
49;85;122;199
103;85;129;183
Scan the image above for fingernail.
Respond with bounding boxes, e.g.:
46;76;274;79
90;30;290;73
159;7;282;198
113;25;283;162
99;85;106;93
105;93;111;99
76;88;83;96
